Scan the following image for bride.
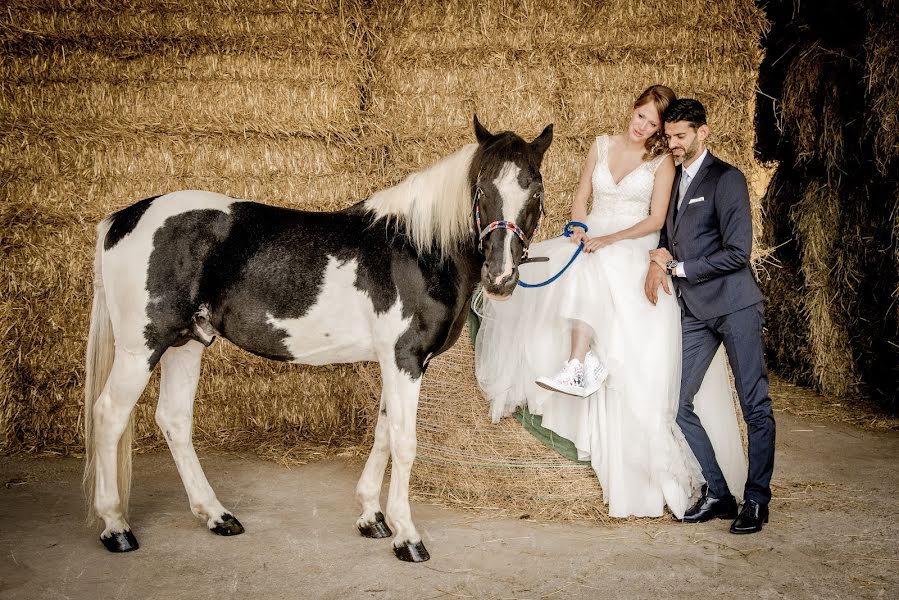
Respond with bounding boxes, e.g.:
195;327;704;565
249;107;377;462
475;85;747;519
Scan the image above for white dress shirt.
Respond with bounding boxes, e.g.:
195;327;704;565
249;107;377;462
672;148;707;278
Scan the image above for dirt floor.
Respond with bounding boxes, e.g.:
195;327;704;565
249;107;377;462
1;409;897;600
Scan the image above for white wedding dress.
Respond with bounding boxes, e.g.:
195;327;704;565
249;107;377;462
475;135;747;519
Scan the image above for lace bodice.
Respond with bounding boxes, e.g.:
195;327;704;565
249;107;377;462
590;135;667;219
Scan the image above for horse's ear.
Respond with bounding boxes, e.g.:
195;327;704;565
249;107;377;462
473;115;493;144
530;123;554;163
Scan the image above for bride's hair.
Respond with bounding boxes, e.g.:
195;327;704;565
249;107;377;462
633;85;676;159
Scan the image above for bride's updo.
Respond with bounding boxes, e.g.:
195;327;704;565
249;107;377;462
633;84;676;159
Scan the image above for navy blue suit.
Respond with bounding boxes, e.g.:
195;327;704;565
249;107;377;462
659;151;775;505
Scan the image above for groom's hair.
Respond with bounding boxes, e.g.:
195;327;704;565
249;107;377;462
664;99;707;129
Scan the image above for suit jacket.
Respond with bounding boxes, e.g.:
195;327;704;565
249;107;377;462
658;151;763;320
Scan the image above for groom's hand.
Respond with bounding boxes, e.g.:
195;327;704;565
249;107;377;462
644;262;671;304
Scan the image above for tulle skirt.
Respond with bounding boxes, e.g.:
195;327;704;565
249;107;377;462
475;212;747;518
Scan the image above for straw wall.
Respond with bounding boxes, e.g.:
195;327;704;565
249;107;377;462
755;0;898;410
1;0;375;453
2;0;769;489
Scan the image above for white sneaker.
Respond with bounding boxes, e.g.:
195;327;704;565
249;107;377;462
582;351;609;396
536;359;586;397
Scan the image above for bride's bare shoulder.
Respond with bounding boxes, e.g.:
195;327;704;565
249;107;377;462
595;133;617;150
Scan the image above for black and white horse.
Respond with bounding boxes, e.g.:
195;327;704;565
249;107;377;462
83;116;552;561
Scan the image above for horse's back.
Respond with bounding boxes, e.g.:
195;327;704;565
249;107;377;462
103;191;238;249
96;191;412;367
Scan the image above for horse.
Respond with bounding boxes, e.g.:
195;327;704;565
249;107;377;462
83;116;553;562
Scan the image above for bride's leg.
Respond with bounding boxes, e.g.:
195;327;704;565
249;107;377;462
571;319;608;395
569;319;594;362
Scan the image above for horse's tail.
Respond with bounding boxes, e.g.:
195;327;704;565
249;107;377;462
83;218;132;524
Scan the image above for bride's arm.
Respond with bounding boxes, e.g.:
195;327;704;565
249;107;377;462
567;139;599;245
582;155;675;252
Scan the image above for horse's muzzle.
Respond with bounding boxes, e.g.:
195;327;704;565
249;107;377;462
481;270;518;300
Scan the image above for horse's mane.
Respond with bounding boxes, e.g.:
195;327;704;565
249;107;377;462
363;144;478;257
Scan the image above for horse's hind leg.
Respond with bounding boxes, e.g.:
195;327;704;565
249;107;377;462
157;340;243;536
92;350;153;552
355;393;393;539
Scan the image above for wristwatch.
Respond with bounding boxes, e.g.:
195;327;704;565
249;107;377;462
665;259;679;275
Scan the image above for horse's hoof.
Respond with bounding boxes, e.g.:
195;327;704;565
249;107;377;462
393;540;430;562
358;511;393;539
101;530;139;553
211;513;245;536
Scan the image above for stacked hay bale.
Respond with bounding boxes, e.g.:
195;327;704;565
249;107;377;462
755;0;898;410
0;0;374;452
2;0;768;518
362;0;766;517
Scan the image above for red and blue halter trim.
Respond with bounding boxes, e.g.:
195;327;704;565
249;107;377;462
475;204;539;249
472;184;543;254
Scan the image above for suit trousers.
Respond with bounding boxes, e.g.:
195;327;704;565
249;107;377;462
677;301;776;504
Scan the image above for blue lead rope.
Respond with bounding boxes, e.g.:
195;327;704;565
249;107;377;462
517;221;589;288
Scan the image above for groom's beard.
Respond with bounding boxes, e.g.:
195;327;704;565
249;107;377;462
673;137;701;165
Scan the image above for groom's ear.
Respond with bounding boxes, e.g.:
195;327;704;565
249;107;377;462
697;123;710;143
530;123;554;164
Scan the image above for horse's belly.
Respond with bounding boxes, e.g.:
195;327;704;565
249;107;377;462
273;314;376;365
262;256;405;365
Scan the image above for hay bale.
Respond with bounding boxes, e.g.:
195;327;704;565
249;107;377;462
368;51;559;140
369;0;586;54
370;0;764;58
0;134;378;211
864;9;899;175
3;73;363;139
779;41;866;173
2;2;368;58
791;178;859;396
758;167;814;386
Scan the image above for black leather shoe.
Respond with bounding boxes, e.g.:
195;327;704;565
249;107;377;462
730;500;769;534
676;488;738;523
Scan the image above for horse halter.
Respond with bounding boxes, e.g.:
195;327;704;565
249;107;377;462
472;182;544;257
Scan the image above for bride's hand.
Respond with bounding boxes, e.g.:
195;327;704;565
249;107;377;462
649;247;673;269
582;235;614;253
569;228;587;245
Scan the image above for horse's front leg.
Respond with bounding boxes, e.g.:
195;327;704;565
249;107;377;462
380;362;428;562
355;393;393;539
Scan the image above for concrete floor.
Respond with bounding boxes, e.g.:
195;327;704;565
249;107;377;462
1;412;897;600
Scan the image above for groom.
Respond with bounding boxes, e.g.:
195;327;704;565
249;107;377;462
644;98;775;534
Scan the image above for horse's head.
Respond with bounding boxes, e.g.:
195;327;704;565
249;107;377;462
469;115;553;300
